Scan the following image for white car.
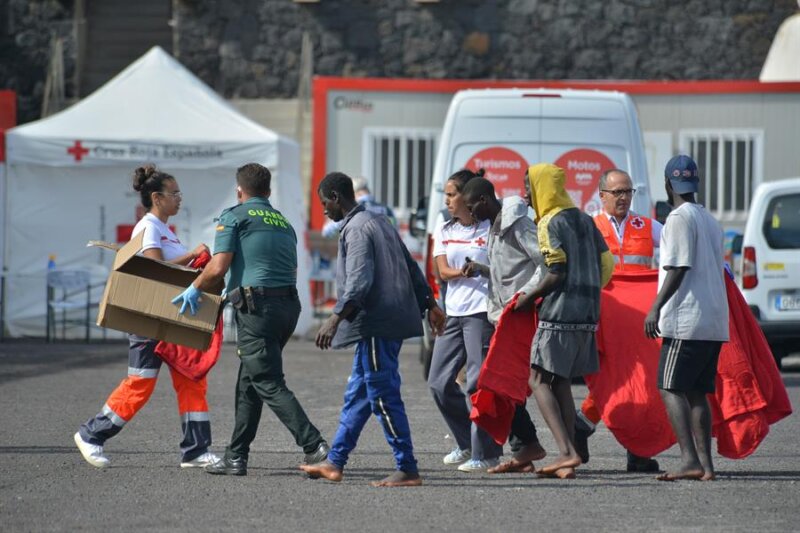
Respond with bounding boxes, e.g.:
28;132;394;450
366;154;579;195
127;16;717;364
739;177;800;367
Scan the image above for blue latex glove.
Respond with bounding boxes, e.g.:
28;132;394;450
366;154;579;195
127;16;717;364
172;284;201;316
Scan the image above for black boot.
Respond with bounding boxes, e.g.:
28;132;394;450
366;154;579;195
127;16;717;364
205;455;247;476
574;414;595;464
303;441;330;465
626;450;660;473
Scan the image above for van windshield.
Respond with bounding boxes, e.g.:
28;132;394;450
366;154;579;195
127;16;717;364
763;193;800;249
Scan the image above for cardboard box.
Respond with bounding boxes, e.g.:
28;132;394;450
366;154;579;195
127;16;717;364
89;231;224;350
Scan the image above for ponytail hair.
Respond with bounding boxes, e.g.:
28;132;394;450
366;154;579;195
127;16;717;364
447;168;485;192
132;165;175;210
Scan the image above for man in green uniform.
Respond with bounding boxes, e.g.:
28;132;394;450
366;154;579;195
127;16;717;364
173;162;328;476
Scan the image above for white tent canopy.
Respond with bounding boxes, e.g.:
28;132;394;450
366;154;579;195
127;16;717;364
760;9;800;81
3;46;314;338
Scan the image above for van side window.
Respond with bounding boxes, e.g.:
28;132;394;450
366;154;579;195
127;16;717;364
762;193;800;249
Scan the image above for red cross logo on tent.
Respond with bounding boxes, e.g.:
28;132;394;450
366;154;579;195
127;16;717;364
630;216;645;229
475;237;486;247
67;140;89;162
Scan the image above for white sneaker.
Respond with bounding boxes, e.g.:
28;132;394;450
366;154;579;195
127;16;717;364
457;458;500;473
443;447;471;465
181;451;220;468
74;432;110;468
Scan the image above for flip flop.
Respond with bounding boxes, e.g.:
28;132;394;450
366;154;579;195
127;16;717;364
487;460;535;474
538;457;581;475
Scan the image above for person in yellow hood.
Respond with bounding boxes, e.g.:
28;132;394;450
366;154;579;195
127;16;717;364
514;163;614;478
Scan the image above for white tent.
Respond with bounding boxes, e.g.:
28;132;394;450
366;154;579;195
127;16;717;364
3;46;314;338
760;8;800;81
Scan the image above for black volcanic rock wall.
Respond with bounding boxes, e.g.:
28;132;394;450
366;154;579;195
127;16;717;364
2;0;796;124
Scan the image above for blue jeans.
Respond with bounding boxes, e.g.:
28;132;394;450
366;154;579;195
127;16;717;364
327;338;418;473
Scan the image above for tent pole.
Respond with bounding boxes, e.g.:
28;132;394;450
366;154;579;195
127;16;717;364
0;164;7;341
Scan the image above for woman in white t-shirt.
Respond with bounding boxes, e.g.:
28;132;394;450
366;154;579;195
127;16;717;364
427;168;503;472
74;165;218;469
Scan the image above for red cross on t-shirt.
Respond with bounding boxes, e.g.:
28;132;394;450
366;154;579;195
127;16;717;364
475;237;486;247
67;141;89;162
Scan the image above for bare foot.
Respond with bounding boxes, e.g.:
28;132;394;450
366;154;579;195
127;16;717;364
700;471;716;481
555;467;576;479
370;470;422;487
534;466;575;479
513;441;547;463
299;460;343;482
487;460;535;474
538;454;581;475
655;469;704;482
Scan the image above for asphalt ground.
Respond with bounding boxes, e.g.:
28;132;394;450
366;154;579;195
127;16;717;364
1;339;798;532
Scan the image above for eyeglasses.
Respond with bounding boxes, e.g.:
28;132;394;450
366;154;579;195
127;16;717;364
601;188;636;198
159;191;183;199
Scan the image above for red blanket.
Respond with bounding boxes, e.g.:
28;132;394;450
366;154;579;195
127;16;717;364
470;294;537;445
587;271;675;457
710;275;793;457
588;271;792;459
153;249;224;382
155;318;223;381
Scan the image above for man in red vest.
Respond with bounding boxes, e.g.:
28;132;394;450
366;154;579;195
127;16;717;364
576;169;664;472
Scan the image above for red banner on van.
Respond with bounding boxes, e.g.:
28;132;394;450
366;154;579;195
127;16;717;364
465;147;528;198
554;148;616;213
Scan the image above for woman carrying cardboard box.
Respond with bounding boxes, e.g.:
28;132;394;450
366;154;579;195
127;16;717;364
73;165;218;469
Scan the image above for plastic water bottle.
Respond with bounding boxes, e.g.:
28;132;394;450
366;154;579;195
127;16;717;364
47;254;57;270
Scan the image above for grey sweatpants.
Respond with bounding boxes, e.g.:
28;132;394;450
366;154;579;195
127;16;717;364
427;312;503;461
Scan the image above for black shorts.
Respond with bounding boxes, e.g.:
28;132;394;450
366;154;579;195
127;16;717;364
657;337;722;393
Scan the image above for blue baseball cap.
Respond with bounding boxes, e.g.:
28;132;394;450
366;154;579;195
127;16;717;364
664;155;700;194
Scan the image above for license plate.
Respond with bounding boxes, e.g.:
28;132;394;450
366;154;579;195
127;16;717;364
776;294;800;311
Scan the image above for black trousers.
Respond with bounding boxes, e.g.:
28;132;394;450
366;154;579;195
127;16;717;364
509;403;539;454
226;293;324;460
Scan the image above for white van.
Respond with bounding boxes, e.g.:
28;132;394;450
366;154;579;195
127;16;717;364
738;177;800;367
412;88;653;375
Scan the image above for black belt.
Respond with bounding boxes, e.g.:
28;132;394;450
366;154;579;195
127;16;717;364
228;286;297;313
247;286;297;297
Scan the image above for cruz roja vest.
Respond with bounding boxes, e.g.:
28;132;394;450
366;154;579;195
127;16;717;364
593;213;654;271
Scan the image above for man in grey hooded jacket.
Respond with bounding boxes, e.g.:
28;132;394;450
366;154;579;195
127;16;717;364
461;177;547;473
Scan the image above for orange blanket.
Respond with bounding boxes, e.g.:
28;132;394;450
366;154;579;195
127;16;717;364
587;271;792;459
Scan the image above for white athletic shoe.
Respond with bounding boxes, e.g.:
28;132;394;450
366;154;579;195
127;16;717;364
457;458;500;473
74;432;110;468
443;447;472;465
181;451;220;468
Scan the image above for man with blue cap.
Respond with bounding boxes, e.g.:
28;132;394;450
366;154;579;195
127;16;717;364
644;154;729;482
